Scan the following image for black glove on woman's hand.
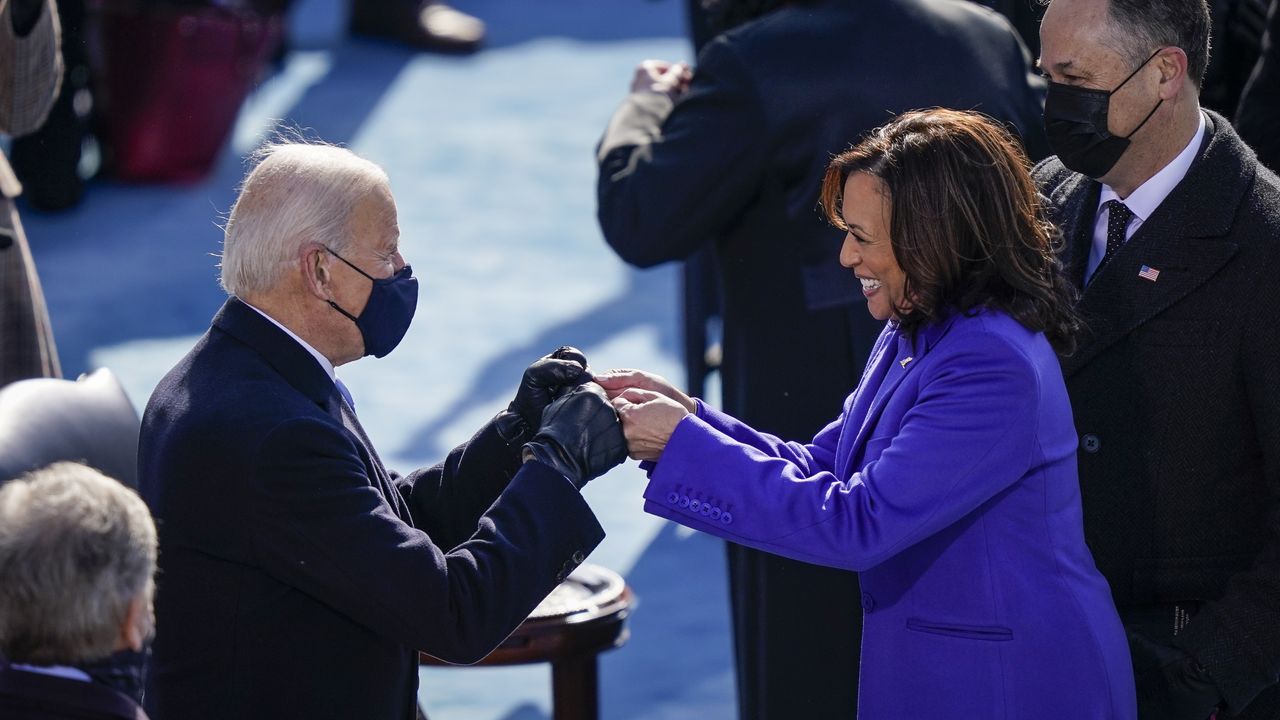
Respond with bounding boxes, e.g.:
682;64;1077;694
522;383;626;489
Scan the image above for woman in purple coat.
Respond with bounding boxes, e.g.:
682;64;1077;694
599;109;1136;719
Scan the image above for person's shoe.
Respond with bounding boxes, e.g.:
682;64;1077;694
350;0;485;54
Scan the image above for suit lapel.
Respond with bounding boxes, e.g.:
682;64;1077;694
844;316;959;465
215;298;413;523
1061;113;1250;378
334;396;413;523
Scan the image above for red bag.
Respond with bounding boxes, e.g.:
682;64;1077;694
90;0;283;182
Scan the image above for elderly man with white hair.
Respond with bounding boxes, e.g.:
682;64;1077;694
0;462;157;720
138;141;626;720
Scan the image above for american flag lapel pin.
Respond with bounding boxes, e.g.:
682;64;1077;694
1138;265;1161;282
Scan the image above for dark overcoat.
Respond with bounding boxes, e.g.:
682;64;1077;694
139;298;604;720
1035;111;1280;719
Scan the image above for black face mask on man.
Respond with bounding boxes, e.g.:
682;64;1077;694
1043;48;1165;179
323;246;419;358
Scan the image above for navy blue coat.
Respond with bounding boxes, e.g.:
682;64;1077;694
138;298;604;720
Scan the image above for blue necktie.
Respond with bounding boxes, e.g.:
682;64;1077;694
334;378;356;412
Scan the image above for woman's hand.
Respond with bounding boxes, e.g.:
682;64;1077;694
595;369;697;414
610;388;691;462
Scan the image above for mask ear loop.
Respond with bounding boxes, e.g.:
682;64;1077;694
1110;47;1166;96
319;246;365;323
1122;98;1164;139
327;299;361;323
323;246;377;281
1111;47;1167;140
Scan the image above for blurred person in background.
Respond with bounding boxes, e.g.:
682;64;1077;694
0;462;157;720
1200;0;1272;118
0;0;61;386
1235;0;1279;172
139;141;626;720
595;1;1047;716
10;0;482;208
350;0;484;53
1036;0;1280;716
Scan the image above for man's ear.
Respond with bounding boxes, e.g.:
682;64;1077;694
117;595;150;653
300;244;332;300
1157;46;1190;100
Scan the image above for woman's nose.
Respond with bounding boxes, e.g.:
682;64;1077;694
839;234;859;268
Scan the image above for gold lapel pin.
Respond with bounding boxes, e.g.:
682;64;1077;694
900;357;913;368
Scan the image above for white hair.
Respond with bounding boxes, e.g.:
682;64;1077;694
0;463;157;665
220;141;391;297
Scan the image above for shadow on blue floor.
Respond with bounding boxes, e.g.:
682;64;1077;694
602;524;735;719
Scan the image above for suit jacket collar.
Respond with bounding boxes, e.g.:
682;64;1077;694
844;311;963;460
1059;110;1250;377
212;297;336;408
0;665;148;719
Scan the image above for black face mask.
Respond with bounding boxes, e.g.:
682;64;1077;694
80;647;151;705
1044;48;1165;179
324;247;419;359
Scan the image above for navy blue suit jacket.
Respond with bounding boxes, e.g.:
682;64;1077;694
0;667;148;720
138;298;604;720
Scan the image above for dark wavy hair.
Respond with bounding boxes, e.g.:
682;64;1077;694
820;109;1081;354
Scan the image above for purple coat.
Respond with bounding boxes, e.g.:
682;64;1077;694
644;309;1136;719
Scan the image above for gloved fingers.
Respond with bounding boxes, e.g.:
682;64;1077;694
539;382;616;430
549;345;588;368
526;357;589;387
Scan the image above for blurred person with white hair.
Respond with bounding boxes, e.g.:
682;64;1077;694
0;462;157;720
138;141;626;720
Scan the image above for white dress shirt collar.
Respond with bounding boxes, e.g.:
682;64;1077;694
242;301;337;383
10;663;93;682
1098;112;1207;223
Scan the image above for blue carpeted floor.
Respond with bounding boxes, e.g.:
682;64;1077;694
20;1;736;717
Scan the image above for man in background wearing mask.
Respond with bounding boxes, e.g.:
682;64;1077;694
0;462;157;720
138;142;627;720
1036;0;1280;718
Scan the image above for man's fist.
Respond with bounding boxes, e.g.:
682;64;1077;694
522;383;627;489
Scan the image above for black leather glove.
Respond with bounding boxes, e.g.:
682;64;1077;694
1129;631;1222;720
521;383;626;489
495;346;591;444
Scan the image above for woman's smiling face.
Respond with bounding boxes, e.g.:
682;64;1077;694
838;172;907;321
